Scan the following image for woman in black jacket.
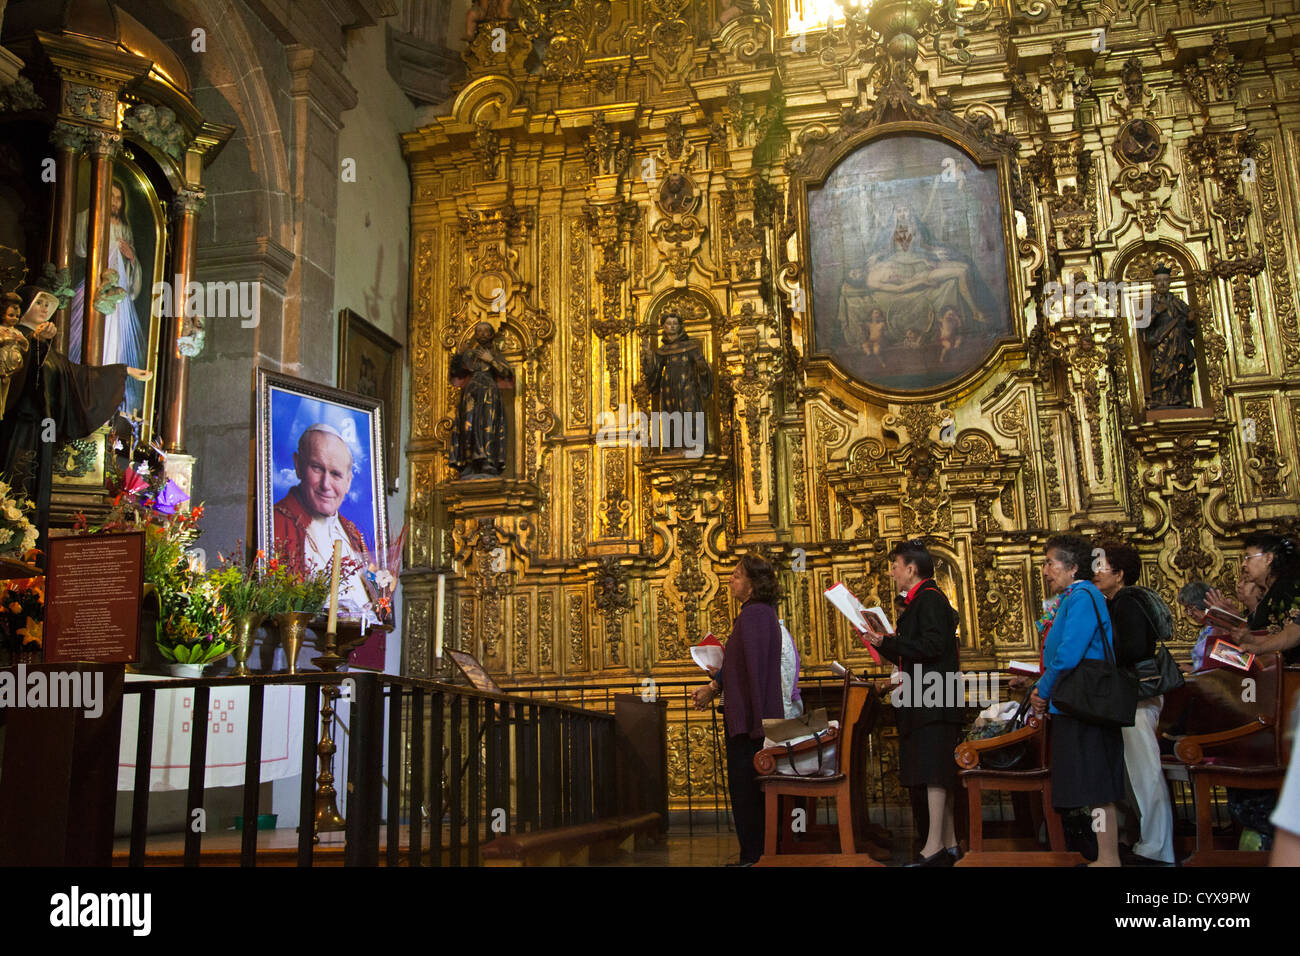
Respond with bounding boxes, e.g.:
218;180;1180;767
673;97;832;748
1093;539;1174;865
865;539;963;866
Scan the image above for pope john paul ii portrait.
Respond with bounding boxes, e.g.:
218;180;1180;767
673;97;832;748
808;134;1012;391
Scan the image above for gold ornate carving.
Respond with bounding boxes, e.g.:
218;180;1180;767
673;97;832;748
538;593;555;670
568;592;586;669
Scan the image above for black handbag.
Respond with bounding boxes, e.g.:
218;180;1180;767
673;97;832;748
1050;590;1138;728
967;691;1035;771
1133;644;1184;700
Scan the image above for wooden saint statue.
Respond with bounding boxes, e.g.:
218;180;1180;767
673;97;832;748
1;285;150;563
449;320;514;478
1143;264;1197;409
642;308;712;452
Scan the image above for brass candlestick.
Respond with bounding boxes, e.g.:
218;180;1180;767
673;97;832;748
312;679;346;839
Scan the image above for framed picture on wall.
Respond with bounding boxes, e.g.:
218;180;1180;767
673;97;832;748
67;156;165;426
255;368;389;618
337;309;401;495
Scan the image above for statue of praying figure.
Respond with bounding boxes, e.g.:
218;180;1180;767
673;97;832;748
642;309;712;453
449;320;513;478
1142;264;1197;409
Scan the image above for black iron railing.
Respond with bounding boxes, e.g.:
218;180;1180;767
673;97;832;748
114;672;620;866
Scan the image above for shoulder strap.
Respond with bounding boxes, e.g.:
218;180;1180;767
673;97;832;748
1083;588;1116;665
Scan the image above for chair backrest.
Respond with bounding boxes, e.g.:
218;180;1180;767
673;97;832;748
1157;653;1282;766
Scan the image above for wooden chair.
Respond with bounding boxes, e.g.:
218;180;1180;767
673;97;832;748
953;707;1079;866
754;673;884;865
1159;654;1300;866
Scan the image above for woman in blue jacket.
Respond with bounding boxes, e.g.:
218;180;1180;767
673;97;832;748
1030;534;1125;867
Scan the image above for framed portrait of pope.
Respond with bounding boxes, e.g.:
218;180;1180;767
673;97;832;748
804;130;1016;392
255;368;389;618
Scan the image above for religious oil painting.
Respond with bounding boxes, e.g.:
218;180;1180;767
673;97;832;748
67;157;165;424
255;369;389;618
337;309;402;495
808;134;1012;391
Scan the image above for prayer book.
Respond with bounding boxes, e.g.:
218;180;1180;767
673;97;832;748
823;582;885;665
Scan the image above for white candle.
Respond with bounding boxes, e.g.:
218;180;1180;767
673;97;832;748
434;571;446;661
326;538;342;635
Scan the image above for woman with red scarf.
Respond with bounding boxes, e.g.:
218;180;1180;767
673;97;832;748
865;539;963;866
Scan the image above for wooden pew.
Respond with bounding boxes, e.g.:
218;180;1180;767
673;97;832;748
952;707;1081;866
1158;654;1300;866
480;812;664;866
753;673;886;865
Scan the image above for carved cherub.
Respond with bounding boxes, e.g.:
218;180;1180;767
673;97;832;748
466;0;515;40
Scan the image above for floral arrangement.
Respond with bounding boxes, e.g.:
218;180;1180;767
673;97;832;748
212;544;269;618
0;476;38;560
156;574;234;665
1;575;43;655
360;523;407;627
260;550;333;616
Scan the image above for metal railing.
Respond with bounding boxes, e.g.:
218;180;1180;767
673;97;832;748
116;672;618;866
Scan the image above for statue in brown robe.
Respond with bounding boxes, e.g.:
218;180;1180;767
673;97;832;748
449;320;513;478
1142;265;1197;409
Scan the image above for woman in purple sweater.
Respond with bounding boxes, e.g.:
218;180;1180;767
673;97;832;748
692;554;785;865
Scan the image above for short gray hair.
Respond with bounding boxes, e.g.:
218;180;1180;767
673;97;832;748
1177;581;1210;609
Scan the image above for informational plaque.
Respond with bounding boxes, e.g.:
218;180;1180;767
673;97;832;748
44;532;145;664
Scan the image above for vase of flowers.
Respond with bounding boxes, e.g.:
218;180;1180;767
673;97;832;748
157;575;234;676
263;553;330;674
213;546;270;676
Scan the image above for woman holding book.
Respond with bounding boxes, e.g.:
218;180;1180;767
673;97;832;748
691;554;785;866
1206;533;1300;664
1030;533;1125;867
864;539;963;866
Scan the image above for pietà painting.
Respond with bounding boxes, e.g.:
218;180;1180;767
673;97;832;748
809;134;1011;391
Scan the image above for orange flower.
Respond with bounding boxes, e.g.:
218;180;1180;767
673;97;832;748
256;549;266;560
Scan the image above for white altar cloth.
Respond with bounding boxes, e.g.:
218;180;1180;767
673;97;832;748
117;674;305;791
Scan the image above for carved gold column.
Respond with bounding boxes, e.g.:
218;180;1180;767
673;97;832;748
47;122;82;355
80;128;121;365
162;187;206;453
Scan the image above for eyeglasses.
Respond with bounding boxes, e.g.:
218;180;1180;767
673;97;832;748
1243;552;1267;563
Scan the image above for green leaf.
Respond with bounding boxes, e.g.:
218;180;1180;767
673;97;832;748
158;644;176;662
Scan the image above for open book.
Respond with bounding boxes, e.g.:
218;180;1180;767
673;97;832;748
1205;605;1248;629
823;582;887;665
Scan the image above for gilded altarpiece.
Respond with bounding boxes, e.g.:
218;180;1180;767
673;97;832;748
401;1;1300;806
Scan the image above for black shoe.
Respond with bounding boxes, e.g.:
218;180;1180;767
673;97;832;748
946;846;962;864
905;848;954;868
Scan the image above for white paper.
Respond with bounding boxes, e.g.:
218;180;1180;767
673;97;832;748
691;644;724;672
824;582;891;634
1008;659;1042;676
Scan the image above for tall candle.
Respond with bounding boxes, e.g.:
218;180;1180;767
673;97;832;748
434;571;446;661
326;538;342;635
